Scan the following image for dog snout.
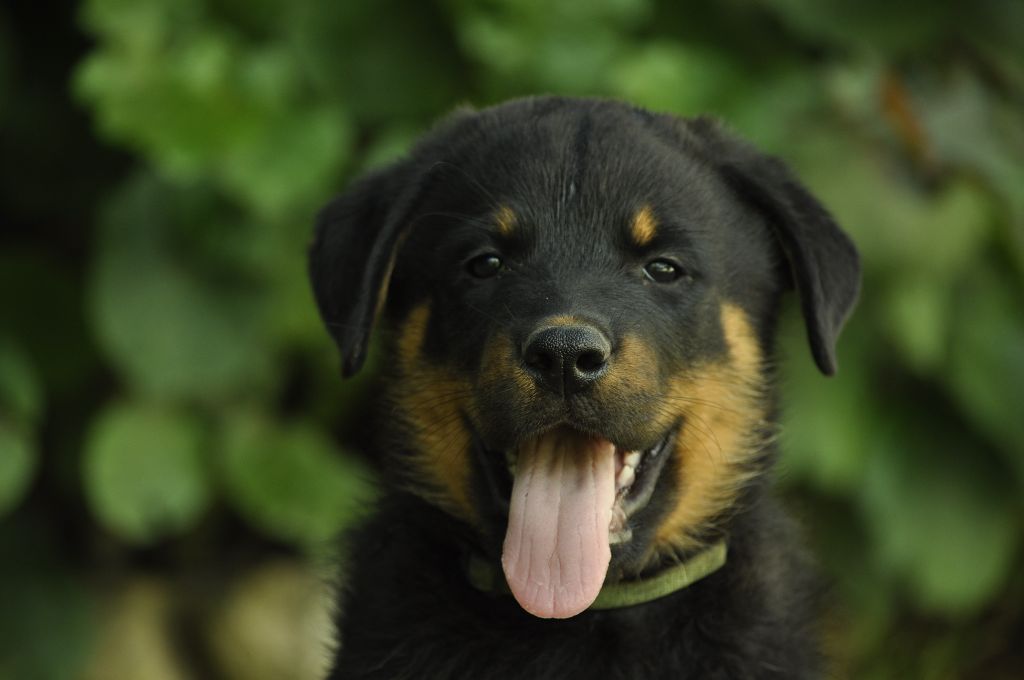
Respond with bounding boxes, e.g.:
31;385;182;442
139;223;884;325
522;324;611;395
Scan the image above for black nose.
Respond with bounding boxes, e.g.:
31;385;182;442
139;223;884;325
522;325;611;395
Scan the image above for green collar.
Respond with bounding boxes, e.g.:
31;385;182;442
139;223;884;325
466;540;728;611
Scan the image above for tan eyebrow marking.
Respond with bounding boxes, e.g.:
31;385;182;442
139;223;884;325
495;205;517;237
630;205;658;246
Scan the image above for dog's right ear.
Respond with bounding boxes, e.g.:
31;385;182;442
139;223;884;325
309;107;479;377
309;160;422;377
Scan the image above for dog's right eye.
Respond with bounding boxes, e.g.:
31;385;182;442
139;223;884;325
466;253;504;279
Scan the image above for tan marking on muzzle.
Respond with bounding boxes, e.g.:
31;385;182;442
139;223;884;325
393;303;477;524
592;334;660;407
479;331;537;399
540;314;585;328
649;303;769;557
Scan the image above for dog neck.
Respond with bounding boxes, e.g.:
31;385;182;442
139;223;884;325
465;539;727;612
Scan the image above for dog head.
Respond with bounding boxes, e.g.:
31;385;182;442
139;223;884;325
310;97;859;619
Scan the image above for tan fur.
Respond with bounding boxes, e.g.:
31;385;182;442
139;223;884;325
390;301;767;550
372;232;411;331
478;330;537;399
649;303;769;558
593;334;660;408
630;205;658;247
541;314;583;327
393;304;477;524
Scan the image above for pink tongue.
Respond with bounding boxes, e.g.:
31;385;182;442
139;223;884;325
501;430;616;619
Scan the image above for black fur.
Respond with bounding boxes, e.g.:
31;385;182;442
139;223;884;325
332;489;821;680
309;96;860;679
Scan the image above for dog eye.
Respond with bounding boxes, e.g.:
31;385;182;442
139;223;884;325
466;253;504;279
643;259;685;283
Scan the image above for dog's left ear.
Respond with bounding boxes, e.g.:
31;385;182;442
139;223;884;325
687;117;861;375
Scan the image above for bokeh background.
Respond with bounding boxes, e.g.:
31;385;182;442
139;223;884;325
2;0;1022;678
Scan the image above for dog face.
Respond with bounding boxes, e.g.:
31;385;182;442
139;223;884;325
310;97;859;619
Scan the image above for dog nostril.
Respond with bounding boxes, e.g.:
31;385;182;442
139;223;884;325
575;348;607;374
522;324;611;394
524;347;555;373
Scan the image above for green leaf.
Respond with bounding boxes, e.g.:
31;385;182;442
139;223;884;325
0;337;43;424
913;181;993;277
78;0;203;50
83;402;211;543
608;43;749;116
452;0;649;97
358;126;420;172
778;307;876;494
879;274;951;374
861;413;1020;616
220;412;374;549
757;0;953;55
91;245;273;400
963;0;1024;95
946;267;1024;484
0;519;96;680
290;0;462;122
75;5;351;218
793;132;993;279
218;104;351;219
0;339;43;518
0;422;37;518
90;175;275;401
727;67;824;151
918;68;1024;227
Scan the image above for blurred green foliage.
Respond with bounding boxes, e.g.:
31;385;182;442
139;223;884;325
1;0;1022;678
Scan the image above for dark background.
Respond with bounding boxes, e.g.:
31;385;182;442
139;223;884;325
1;0;1022;678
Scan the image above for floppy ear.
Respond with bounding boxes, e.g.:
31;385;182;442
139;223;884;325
309;160;424;377
688;118;861;375
310;108;480;377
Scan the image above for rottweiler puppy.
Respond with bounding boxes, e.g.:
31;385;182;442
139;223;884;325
309;96;860;679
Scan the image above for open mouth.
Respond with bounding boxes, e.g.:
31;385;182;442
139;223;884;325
504;426;675;546
496;424;678;619
609;428;676;544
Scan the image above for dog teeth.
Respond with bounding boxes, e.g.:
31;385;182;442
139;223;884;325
609;504;627;532
609;527;633;545
615;449;642;492
609;451;646;544
624;450;642;468
616;463;635;492
609;504;632;544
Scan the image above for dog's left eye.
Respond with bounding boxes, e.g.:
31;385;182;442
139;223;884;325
466;253;504;279
643;259;685;283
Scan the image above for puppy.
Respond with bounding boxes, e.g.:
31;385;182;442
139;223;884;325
309;96;860;679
